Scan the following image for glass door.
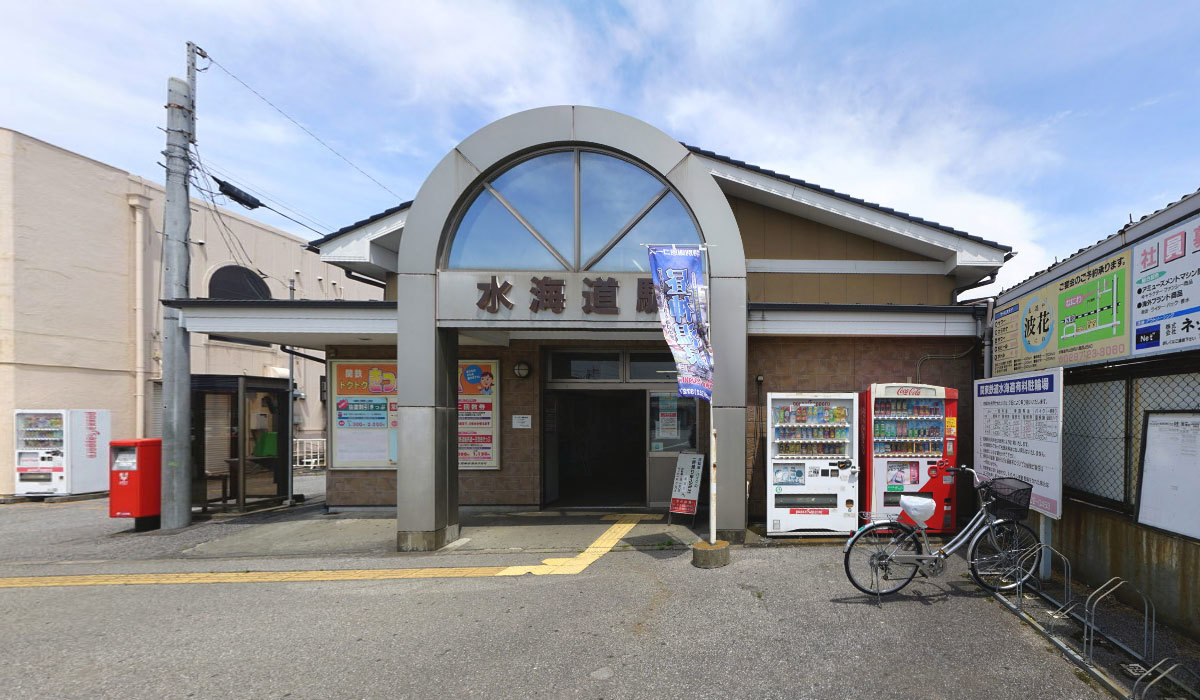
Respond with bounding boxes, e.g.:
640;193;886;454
647;392;699;507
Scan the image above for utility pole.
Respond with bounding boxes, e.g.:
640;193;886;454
161;43;202;529
286;278;296;506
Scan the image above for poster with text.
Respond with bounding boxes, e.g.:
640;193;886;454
1132;212;1200;356
669;453;705;515
993;251;1131;376
974;368;1063;518
458;360;499;469
330;361;399;467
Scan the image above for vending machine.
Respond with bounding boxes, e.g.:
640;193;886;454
766;393;859;536
859;384;958;533
13;409;111;496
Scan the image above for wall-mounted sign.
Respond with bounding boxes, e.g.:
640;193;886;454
974;368;1063;519
458;360;499;469
512;415;532;429
1137;411;1200;540
1132;212;1200;356
993;251;1131;376
329;361;398;468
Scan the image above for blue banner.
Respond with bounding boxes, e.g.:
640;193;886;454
647;245;714;401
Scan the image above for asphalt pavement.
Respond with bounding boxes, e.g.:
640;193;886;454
0;476;1109;699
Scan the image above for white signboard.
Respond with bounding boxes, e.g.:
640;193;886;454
512;415;532;429
1132;212;1200;356
1137;411;1200;540
974;368;1064;519
669;453;705;515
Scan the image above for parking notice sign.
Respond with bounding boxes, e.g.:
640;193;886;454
669;453;705;514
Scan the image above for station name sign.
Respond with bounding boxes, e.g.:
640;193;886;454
438;271;664;325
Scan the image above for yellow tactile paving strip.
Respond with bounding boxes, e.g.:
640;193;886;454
0;513;662;589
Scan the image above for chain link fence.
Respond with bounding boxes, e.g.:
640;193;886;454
1063;370;1200;509
1063;379;1126;505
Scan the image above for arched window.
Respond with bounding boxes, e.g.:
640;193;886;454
209;265;271;299
445;150;701;272
207;265;271;346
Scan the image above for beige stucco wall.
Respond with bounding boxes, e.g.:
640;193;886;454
0;129;378;494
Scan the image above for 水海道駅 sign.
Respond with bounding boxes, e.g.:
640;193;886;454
647;245;714;402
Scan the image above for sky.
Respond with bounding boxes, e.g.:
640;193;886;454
3;0;1199;296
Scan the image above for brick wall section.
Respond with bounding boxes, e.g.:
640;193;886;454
745;336;977;521
326;469;397;506
459;340;542;504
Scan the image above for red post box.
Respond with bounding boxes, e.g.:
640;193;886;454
109;438;161;531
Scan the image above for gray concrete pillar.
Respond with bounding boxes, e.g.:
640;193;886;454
395;272;459;551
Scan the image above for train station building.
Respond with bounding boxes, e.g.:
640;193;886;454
172;106;1012;549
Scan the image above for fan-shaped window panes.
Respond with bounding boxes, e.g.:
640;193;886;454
445;149;700;272
579;152;666;265
448;190;565;270
209;265;271;299
595;192;699;271
491;151;575;261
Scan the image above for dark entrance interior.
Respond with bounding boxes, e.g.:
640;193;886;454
545;390;645;507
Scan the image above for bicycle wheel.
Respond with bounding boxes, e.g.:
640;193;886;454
844;521;923;595
967;520;1040;592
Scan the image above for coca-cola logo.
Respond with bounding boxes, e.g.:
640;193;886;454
896;387;922;396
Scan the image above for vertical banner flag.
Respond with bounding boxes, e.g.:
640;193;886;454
648;245;715;401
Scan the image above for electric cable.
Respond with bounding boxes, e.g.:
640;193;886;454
198;48;404;201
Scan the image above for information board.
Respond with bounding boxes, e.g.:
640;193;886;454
458;360;499;469
1136;411;1200;540
329;361;398;468
669;453;705;515
1132;212;1200;356
993;252;1131;376
974;368;1063;518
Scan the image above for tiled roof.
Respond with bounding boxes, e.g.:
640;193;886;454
313;143;1018;255
305;201;411;251
684;144;1012;253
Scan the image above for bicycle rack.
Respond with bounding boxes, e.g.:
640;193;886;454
1082;577;1157;667
1014;544;1073;616
1130;657;1200;700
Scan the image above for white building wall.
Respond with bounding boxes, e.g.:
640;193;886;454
0;128;377;494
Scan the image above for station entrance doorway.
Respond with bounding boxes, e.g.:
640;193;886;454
543;390;644;507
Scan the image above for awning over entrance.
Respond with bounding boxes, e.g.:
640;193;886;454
166;299;396;350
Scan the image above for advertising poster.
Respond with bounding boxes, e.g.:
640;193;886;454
1132;212;1200;356
458;360;499;469
974;368;1063;519
330;361;398;467
669;453;705;515
647;246;715;401
992;251;1131;376
657;395;679;439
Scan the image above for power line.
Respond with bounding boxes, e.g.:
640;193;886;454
198;48;404;201
199;160;334;233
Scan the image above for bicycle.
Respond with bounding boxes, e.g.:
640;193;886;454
843;465;1041;596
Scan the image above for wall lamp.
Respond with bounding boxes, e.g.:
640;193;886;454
513;361;532;379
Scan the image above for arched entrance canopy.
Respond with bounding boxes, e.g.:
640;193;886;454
393;106;747;550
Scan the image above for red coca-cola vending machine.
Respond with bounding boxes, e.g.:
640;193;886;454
859;383;959;533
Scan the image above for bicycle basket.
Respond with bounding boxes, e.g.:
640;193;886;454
985;478;1033;520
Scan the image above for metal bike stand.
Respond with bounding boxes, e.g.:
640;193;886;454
1014;544;1072;616
1083;577;1156;668
1130;657;1200;700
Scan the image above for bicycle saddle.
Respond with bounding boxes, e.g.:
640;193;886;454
899;495;936;524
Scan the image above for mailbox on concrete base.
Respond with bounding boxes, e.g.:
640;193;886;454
110;439;161;531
